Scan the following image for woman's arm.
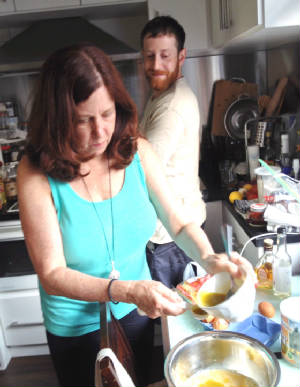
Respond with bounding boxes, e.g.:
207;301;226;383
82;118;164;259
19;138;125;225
17;156;121;302
17;156;185;318
138;138;253;278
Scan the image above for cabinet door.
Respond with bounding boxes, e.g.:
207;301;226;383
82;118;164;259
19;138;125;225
14;0;79;12
209;0;230;47
210;0;262;48
0;289;47;346
81;0;142;4
264;0;300;27
148;0;210;52
229;0;262;40
0;0;15;14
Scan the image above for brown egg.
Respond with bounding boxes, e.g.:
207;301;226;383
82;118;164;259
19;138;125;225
212;318;229;330
258;301;275;318
202;314;215;323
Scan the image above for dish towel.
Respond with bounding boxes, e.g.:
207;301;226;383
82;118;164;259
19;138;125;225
95;348;135;387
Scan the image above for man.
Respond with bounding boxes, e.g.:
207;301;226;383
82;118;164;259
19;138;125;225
139;16;206;288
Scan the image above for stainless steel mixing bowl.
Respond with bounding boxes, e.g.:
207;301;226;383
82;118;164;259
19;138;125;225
164;331;280;387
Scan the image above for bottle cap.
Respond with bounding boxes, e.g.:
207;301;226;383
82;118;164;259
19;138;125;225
277;226;287;234
264;238;274;248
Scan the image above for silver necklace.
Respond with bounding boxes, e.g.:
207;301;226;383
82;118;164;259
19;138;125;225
82;156;120;280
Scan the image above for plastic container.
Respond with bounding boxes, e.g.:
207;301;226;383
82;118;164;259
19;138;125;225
255;166;281;202
280;296;300;367
200;313;281;347
249;203;267;224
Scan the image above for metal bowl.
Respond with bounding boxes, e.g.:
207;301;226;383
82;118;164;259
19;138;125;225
164;331;280;387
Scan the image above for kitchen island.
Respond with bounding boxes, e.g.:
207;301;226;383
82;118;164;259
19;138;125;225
161;276;300;387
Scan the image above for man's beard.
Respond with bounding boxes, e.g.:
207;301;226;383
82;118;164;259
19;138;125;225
146;61;180;94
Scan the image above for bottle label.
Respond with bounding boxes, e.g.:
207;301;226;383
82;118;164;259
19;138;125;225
257;267;268;281
5;181;17;198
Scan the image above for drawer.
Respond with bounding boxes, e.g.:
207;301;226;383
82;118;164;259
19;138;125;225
0;289;47;347
4;324;47;346
0;289;43;328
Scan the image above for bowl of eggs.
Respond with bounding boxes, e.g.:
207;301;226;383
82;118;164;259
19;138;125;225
164;331;280;387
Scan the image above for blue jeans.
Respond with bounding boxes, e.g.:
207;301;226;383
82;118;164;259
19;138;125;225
146;241;193;288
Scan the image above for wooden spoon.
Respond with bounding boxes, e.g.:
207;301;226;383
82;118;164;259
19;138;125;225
258;95;271;116
265;77;288;117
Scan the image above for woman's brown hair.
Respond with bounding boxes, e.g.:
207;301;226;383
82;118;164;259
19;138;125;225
26;43;139;181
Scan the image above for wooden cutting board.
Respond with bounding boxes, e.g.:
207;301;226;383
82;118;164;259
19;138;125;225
211;80;258;136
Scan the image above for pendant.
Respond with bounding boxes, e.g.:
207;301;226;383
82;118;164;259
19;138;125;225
109;261;120;279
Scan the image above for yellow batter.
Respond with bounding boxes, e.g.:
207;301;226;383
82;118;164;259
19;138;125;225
182;369;259;387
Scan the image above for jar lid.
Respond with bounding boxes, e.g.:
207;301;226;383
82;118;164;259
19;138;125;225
280;297;300;323
250;203;267;212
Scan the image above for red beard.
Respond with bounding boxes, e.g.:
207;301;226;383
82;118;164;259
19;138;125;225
146;62;179;94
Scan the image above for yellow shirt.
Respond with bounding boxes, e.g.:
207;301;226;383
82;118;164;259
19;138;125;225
139;78;206;244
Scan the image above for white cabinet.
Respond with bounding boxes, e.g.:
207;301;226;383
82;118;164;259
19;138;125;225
14;0;79;12
0;0;15;14
147;0;210;53
209;0;300;49
264;0;300;28
0;289;47;347
210;0;261;48
81;0;143;4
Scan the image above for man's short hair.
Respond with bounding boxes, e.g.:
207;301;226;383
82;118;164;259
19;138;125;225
140;16;185;51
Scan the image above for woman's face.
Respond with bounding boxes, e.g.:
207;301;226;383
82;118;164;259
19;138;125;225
75;85;116;158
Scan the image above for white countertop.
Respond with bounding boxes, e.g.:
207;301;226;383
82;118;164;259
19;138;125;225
162;276;300;387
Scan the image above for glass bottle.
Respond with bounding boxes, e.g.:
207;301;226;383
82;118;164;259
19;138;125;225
0;161;7;210
4;164;18;207
280;133;292;175
255;238;275;290
262;131;275;165
273;227;292;297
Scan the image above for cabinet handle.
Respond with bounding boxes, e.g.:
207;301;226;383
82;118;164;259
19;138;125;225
223;0;232;29
7;321;42;328
219;0;224;30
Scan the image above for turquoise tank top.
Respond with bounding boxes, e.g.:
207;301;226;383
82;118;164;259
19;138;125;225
42;153;157;337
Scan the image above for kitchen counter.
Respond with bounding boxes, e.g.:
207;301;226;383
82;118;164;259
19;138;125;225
223;200;300;246
161;275;300;387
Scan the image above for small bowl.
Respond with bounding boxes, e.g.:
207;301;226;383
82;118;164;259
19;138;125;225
196;271;256;322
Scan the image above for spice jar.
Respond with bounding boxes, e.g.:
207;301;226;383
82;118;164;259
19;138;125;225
249;203;266;224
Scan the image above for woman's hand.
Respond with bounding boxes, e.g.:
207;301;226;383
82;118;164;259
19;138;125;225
126;280;186;319
201;251;255;280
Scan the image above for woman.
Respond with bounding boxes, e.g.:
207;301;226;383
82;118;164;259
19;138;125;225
17;43;253;386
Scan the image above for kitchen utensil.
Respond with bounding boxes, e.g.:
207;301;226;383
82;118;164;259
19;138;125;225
258;95;271;116
211;79;258;136
164;331;280;387
224;95;259;139
220;223;233;256
196;270;256;322
265;77;288;117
